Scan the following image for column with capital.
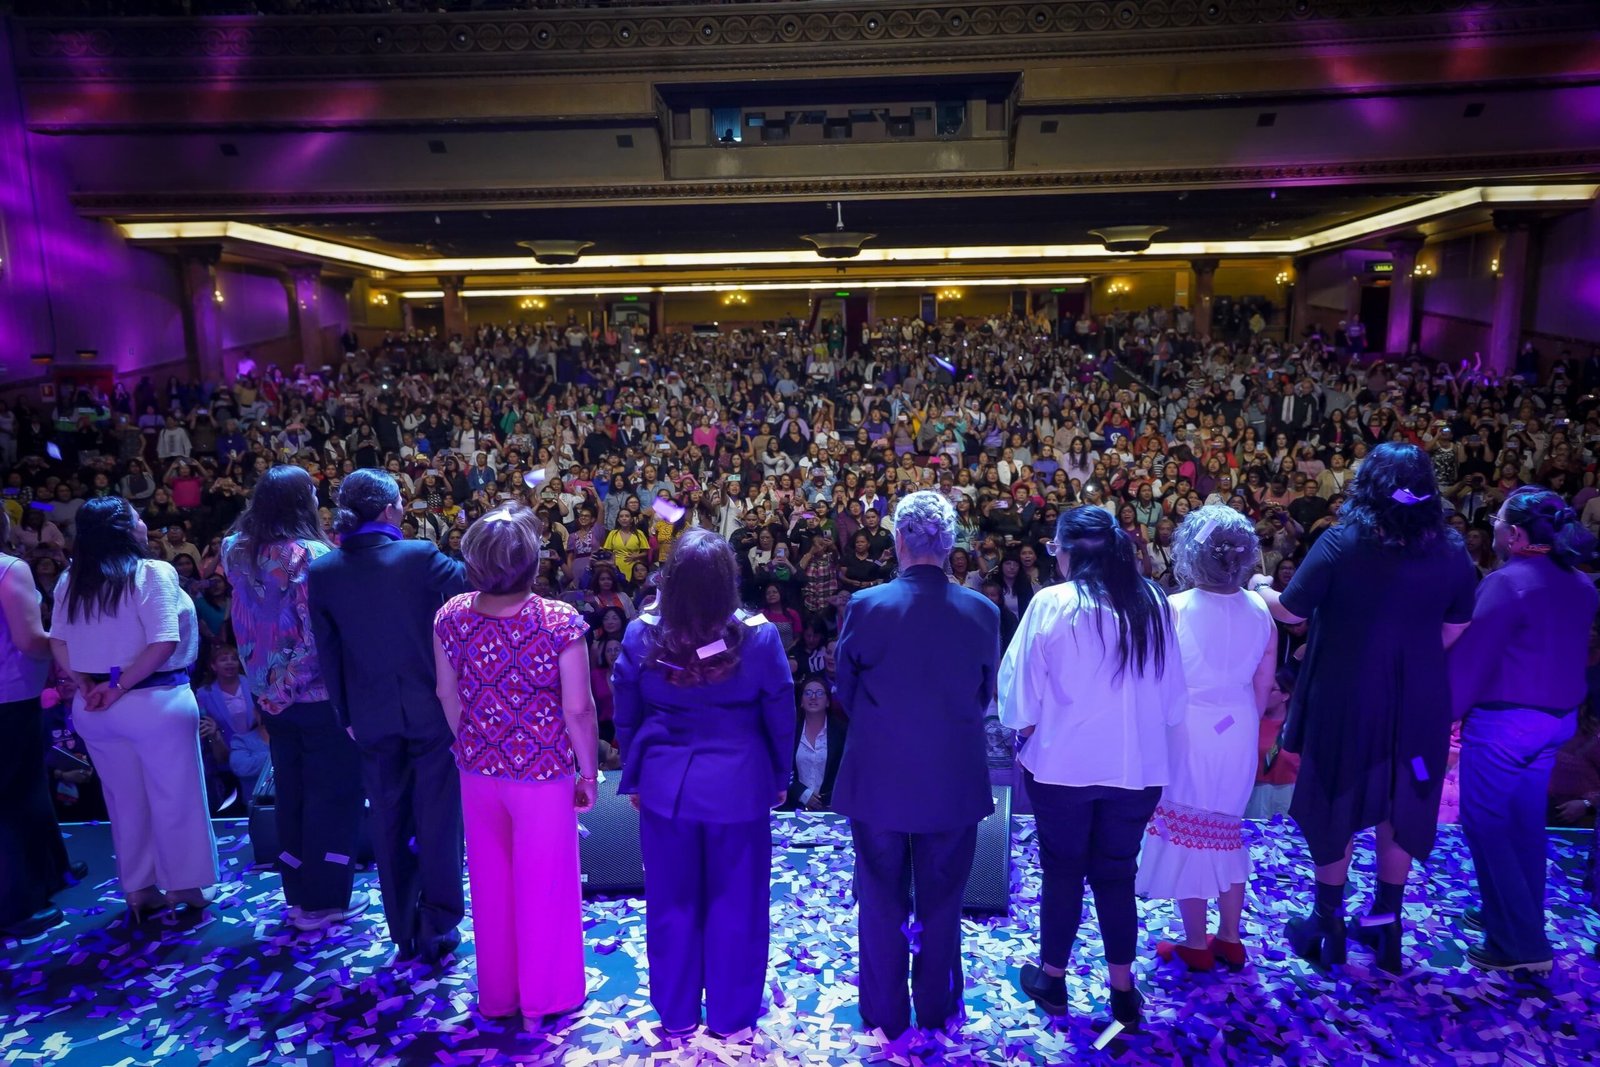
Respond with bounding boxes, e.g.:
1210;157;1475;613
178;246;226;385
287;266;323;365
1384;235;1425;356
1190;258;1218;340
1486;213;1534;379
441;276;469;341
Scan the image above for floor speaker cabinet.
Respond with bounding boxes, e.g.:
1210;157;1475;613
247;765;376;868
579;773;645;895
963;782;1015;916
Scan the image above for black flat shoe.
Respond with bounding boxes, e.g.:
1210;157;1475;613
65;861;89;886
1019;962;1069;1017
2;906;64;940
1286;911;1347;968
1466;944;1553;975
1349;914;1404;975
1458;907;1484;932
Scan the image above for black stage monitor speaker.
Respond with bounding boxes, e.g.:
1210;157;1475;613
247;765;375;868
579;773;644;895
962;783;1014;915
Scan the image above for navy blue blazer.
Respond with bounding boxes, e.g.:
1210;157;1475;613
611;615;796;824
833;563;999;833
306;531;469;739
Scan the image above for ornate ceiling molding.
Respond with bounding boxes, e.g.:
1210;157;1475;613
71;149;1600;217
16;0;1600;81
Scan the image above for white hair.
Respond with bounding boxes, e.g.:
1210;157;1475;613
893;490;957;561
1172;504;1261;590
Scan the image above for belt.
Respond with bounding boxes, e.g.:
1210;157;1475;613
1473;701;1579;718
85;668;192;691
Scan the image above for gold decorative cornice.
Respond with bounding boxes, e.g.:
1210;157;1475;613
16;0;1600;81
72;149;1600;216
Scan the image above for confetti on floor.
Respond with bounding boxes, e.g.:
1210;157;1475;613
3;816;1597;1066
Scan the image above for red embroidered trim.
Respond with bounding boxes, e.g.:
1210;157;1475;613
1146;801;1244;853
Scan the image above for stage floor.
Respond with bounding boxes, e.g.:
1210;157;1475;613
2;816;1598;1066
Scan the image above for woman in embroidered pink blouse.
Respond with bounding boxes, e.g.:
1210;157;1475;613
433;503;599;1030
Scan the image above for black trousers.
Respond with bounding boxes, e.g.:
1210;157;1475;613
638;808;772;1034
358;725;464;958
850;818;979;1039
0;697;69;927
1024;771;1161;968
266;700;364;912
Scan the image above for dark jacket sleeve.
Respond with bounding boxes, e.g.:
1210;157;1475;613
757;624;797;795
305;567;348;729
610;620;648;794
426;543;470;597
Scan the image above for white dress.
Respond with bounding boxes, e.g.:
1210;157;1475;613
1136;588;1272;901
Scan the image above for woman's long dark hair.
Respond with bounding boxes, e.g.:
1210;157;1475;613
1055;505;1169;680
231;465;327;555
646;527;745;687
64;497;147;624
1504;485;1598;570
1341;442;1452;555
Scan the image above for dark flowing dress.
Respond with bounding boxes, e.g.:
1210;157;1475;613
1280;523;1476;865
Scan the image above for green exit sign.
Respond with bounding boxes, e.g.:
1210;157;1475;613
1050;287;1067;293
622;295;641;302
835;291;851;297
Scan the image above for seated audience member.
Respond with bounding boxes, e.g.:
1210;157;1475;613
1549;706;1600;828
195;645;271;805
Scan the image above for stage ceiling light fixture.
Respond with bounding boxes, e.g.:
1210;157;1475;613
517;240;595;266
1089;226;1169;253
116;185;1599;275
396;276;1091;299
800;202;876;260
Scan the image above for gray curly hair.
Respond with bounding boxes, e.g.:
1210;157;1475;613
1172;504;1261;590
892;489;957;561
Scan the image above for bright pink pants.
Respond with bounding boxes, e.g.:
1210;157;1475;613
461;771;586;1018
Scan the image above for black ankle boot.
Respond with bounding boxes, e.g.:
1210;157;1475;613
1019;963;1068;1017
1108;984;1143;1029
1349;880;1405;975
1287;880;1348;968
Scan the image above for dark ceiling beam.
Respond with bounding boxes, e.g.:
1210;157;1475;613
71;150;1600;218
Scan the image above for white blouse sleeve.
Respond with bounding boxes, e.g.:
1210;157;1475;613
999;592;1053;732
133;561;183;645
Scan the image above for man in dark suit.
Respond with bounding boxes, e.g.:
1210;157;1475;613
834;490;999;1039
307;469;469;965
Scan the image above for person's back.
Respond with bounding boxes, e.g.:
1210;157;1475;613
1169;588;1271;710
833;566;996;832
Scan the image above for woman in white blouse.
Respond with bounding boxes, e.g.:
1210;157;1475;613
999;505;1186;1036
49;497;216;922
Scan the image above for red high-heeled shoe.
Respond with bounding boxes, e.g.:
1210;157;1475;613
1155;940;1216;971
1208;935;1248;970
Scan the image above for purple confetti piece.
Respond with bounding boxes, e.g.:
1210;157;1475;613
1411;756;1430;782
1358;912;1397;927
523;470;548;488
324;853;350;866
696;638;727;660
1214;715;1235;734
46;442;62;460
930;355;956;375
279;851;302;870
651;498;685;523
29;501;55;512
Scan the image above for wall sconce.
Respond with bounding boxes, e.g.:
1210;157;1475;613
1106;280;1132;296
76;349;99;360
722;291;750;306
1275;270;1292;286
30;353;53;365
1412;263;1435;277
370;292;390;307
213;289;225;304
517;297;547;310
938;288;962;301
1490;257;1501;276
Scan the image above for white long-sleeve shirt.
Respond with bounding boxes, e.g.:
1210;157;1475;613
998;581;1187;790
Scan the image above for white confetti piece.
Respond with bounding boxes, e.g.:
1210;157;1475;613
46;442;61;460
743;614;769;627
523;470;549;488
650;498;685;523
696;639;727;660
1093;1020;1125;1050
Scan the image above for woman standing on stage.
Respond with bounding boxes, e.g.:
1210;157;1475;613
1136;505;1277;972
1000;505;1186;1034
49;497;216;922
1251;442;1475;974
611;527;795;1040
433;503;599;1029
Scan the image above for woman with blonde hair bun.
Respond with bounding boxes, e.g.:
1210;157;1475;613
1136;504;1277;973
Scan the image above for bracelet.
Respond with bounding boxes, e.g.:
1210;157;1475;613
576;771;598;783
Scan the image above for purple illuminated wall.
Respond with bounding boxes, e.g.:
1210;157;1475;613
217;268;291;351
1531;199;1600;345
0;20;190;389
